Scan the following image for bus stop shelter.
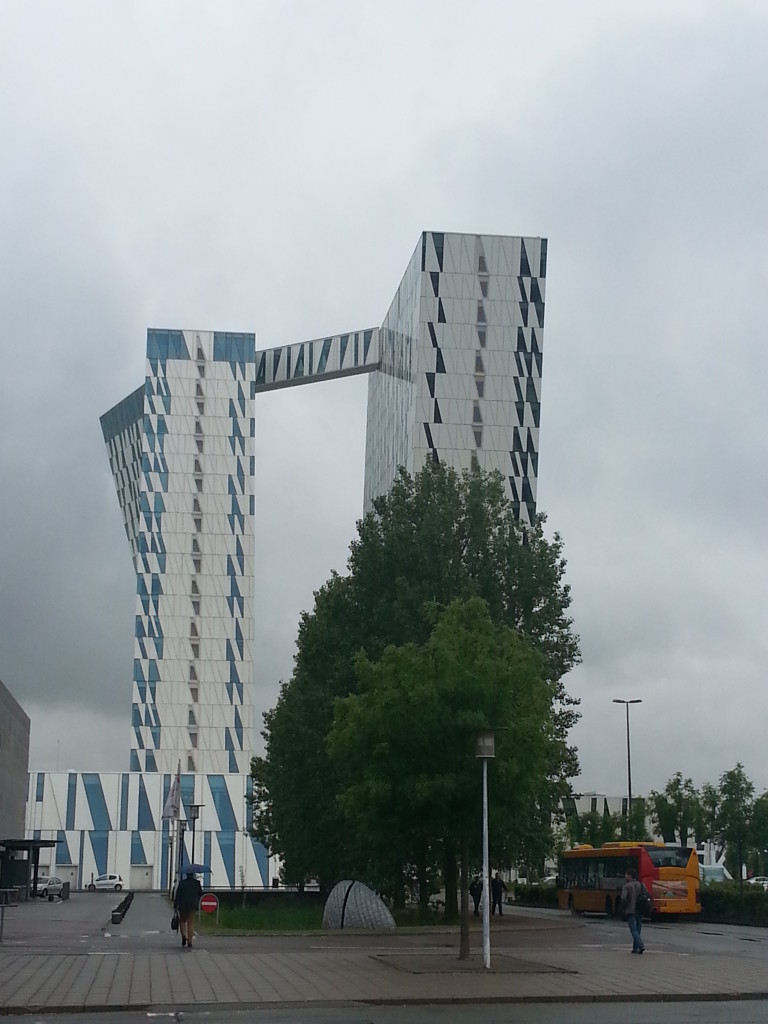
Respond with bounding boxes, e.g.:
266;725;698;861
0;838;57;900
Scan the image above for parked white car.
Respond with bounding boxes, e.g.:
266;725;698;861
88;873;123;892
34;875;63;897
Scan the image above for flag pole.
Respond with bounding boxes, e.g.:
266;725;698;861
163;760;182;897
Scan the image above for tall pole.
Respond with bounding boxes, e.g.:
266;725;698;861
475;729;495;971
613;699;642;816
482;757;491;970
625;703;632;810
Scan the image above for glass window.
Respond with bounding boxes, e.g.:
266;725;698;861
480;279;488;298
645;847;691;869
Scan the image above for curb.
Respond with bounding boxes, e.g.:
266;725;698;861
4;992;768;1015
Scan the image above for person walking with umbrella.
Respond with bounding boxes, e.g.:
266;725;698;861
174;869;203;948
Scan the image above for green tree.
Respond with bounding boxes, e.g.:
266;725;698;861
717;764;754;882
565;809;619;848
650;773;700;846
749;793;768;876
618;797;652;843
251;461;581;899
696;782;721;849
328;598;553;955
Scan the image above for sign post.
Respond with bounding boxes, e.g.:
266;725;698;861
199;892;219;925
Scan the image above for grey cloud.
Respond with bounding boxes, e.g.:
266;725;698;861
1;1;767;800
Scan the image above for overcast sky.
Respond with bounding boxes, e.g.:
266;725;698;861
1;1;766;800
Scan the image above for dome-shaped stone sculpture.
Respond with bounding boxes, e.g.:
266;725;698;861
322;879;396;930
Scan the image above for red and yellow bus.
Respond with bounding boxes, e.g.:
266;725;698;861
557;842;701;917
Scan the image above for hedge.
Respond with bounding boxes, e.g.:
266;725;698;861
512;883;559;908
700;883;768;925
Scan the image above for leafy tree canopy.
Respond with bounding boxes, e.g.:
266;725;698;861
328;598;554;898
251;461;581;894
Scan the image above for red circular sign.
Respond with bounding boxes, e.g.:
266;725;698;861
200;893;218;913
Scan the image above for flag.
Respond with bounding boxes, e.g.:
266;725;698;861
162;760;181;820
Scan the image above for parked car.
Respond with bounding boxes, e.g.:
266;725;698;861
747;876;768;890
88;873;123;892
34;875;63;898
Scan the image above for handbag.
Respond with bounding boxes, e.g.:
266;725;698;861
171;912;179;931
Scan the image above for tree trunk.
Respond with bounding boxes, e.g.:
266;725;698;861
393;866;406;911
418;838;429;916
443;841;458;921
458;835;470;960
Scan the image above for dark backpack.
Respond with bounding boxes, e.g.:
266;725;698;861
637;882;652;915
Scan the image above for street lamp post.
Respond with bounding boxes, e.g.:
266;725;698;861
177;820;187;883
613;699;642;813
475;730;495;971
189;804;204;864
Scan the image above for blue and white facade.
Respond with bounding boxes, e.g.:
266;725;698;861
27;231;547;889
27;771;267;891
101;330;256;778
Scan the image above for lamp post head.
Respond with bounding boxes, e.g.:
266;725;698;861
475;729;495;759
189;803;204;822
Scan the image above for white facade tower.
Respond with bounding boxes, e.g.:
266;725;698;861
28;231;547;891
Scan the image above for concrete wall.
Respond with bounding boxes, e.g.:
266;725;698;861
0;679;30;837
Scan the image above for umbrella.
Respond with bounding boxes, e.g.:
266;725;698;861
184;863;212;874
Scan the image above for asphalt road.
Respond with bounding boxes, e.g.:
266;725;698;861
3;1001;768;1024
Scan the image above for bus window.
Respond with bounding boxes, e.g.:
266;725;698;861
645;847;692;869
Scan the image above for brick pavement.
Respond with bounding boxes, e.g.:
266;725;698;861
1;894;768;1014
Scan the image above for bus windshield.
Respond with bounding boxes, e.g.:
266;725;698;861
643;847;691;869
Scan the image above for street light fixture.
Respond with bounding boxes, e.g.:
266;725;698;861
475;729;495;971
613;699;642;813
189;803;204;865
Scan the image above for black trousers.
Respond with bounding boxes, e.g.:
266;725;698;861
492;896;503;915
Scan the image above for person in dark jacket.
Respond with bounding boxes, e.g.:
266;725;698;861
469;876;482;916
174;871;203;948
491;872;508;916
621;867;645;954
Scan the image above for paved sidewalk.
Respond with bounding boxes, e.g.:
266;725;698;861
1;895;768;1013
